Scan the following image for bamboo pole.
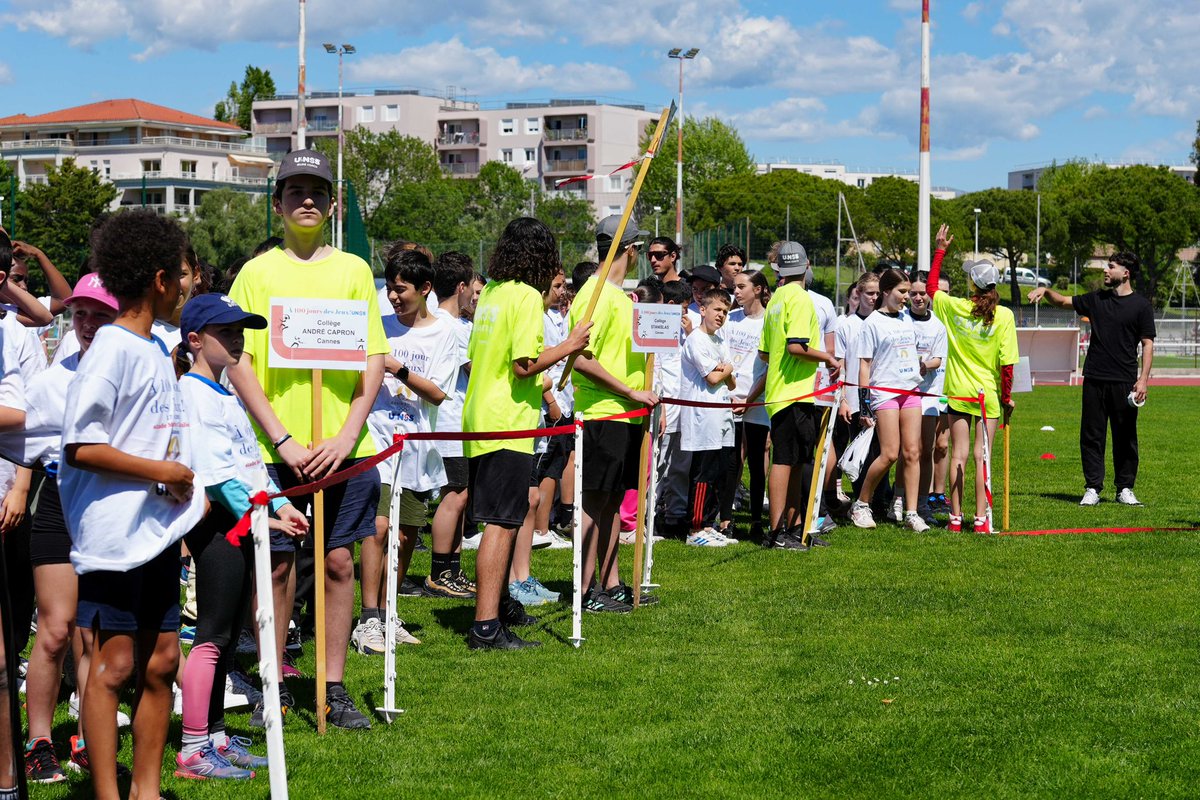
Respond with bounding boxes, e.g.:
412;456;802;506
801;405;833;545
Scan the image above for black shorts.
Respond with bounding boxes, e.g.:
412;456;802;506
770;402;818;467
76;542;182;633
469;450;534;529
30;478;71;566
442;457;469;490
582;419;642;493
266;458;380;553
535;415;574;482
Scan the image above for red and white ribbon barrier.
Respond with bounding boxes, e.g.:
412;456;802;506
554;154;649;188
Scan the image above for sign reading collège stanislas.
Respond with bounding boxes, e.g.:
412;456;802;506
268;298;369;371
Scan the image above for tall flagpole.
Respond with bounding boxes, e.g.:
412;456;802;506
917;0;932;273
297;0;307;149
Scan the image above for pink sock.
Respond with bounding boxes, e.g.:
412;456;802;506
180;642;220;754
619;489;638;532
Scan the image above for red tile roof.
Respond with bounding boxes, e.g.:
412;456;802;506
0;99;244;132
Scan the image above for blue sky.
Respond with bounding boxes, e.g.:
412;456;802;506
2;0;1197;192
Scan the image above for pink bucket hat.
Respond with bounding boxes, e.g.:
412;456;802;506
65;273;119;312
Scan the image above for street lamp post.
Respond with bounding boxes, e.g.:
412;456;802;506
324;43;355;250
653;205;662;237
667;47;699;250
973;207;981;257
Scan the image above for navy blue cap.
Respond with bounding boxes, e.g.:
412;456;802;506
181;294;267;339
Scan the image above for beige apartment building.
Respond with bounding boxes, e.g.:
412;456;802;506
0;99;274;216
251;90;658;219
757;160;960;200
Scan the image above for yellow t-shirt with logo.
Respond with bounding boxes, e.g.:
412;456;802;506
462;280;544;457
932;292;1019;418
569;276;646;423
759;282;820;417
228;247;388;462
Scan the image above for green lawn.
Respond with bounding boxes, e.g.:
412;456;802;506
29;385;1200;799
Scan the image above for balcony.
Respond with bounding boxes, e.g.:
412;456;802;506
111;171;270;188
0;136;266;155
255;121;294;135
306;120;339;132
544;128;589;142
437;131;481;147
441;162;480;177
543;159;588;174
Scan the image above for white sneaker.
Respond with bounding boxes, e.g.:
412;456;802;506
1080;488;1101;506
618;529;636;544
712;527;740;544
462;531;483;550
686;530;728;547
888;496;904;523
904;511;930;533
849;501;876;529
224;675;251;710
351;618;387;655
1116;488;1143;506
386;615;422;646
542;530;572;550
530;530;555;549
70;692;132;727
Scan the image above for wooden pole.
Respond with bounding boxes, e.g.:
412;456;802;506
801;405;833;545
558;102;677;391
631;355;655;608
312;369;327;734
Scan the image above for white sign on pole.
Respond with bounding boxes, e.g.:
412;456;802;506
267;298;370;371
631;304;683;354
1013;356;1033;393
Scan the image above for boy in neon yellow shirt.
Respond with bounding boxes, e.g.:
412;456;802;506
463;217;589;650
227;149;386;728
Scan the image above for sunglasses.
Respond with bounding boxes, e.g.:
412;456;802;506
648;251;672;261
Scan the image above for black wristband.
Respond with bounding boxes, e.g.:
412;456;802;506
396;365;410;382
272;433;292;450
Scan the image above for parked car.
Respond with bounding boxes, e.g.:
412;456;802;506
1000;267;1052;288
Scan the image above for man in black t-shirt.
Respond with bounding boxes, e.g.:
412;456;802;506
1029;252;1156;506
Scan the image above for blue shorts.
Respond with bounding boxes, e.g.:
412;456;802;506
266;458;380;553
76;542;182;633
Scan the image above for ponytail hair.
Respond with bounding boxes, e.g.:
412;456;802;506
970;289;998;327
748;270;771;306
874;268;910;311
171;343;192;380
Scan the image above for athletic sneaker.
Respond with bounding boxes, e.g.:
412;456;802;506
387;615;422;646
235;629;257;656
351;617;387;655
714;526;740;544
424;569;476;599
584;588;633;613
174;742;254;780
325;686;371;730
524;576;560;602
1116;488;1143;506
468;624;542;650
849;501;876;529
887;496;904;523
461;531;483;550
928;493;948;513
285;620;303;654
530;530;555;549
501;594;537;627
65;735;130;777
904;511;930;533
179;624;196;644
24;738;66;783
972;516;992;534
509;579;551;607
540;530;572;550
947;514;963;533
686;530;727;547
773;531;810;551
248;689;295;729
806;531;831;548
398;577;426;597
69;692;131;727
226;668;261;709
1080;488;1101;506
281;651;303;679
219;736;270;769
609;582;660;606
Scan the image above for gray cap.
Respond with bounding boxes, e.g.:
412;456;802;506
596;214;651;251
776;241;810;277
276;148;334;186
963;258;1001;290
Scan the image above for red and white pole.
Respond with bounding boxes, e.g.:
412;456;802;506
917;0;932;273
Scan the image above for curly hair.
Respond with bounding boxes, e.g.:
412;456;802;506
716;243;747;271
93;209;186;301
487;217;562;293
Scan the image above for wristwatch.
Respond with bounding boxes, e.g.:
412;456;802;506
396;365;410;382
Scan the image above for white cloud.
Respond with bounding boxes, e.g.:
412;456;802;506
348;38;633;96
0;63;12;85
962;2;985;22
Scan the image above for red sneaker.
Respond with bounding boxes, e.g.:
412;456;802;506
947;514;963;533
972;516;992;534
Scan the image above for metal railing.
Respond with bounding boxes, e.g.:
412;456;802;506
544;159;587;173
438;131;481;146
544;128;589;142
1;135;265;154
440;162;481;176
254;122;294;134
111;171;270;187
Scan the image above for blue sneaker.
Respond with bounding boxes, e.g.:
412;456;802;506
174;743;254;780
524;576;560;603
507;579;550;607
179;625;196;644
219;736;269;769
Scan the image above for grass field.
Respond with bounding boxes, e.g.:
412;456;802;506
28;385;1200;799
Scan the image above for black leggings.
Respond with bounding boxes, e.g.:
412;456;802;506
722;422;769;524
184;506;253;728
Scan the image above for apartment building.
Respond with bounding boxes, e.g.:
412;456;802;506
1008;161;1197;191
0;99;274;216
251;91;658;218
757;160;960;200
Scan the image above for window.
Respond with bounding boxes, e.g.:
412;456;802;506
501;149;513;163
856;178;866;188
500;118;515;135
577;147;587;160
174;189;191;207
102;160;111;178
142;159;161;175
181;160;197;178
89;160;99;175
604;205;622;216
607;175;624;192
524;148;535;162
383;104;400;122
358;105;375;123
525;117;541;134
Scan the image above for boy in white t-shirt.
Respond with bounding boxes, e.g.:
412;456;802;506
59;210;205;800
357;247;457;654
679;288;737;546
652;280;694;539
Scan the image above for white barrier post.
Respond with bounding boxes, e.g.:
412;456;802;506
642;405;661;591
570;416;585;648
978;389;994;531
250;474;288;799
376;430;405;722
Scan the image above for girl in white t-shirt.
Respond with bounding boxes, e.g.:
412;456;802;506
726;270;771;537
174;294;308;780
849;268;927;532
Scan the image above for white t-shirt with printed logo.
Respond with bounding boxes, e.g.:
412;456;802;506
180;373;274;491
59;325;204;574
680;328;734;452
857;310;921;408
0;311;44;493
368;314;458;492
0;351;77;469
809;290;838;408
910;310;949;408
430;307;472;460
835;312;869;414
723;308;769;427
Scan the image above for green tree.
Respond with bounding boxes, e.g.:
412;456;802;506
313;129;442;236
535;190;597;265
956;188;1038;308
860;177;922;264
1037;160;1099;280
1191;117;1200;170
635;116;755;225
371;177;476;247
214;65;277;131
14;158;117;282
183;188;275;269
